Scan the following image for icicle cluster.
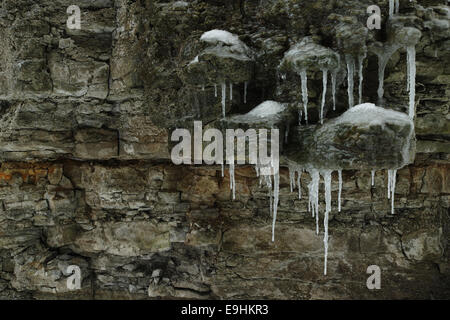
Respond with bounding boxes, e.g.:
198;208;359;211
387;169;397;214
308;169;320;235
262;166;402;275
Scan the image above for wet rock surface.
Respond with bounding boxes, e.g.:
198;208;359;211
0;0;448;299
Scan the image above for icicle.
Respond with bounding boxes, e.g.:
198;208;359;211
229;162;235;200
221;163;224;177
244;81;248;104
376;44;400;105
322;171;332;214
391;169;397;214
308;170;320;235
320;69;328;125
221;82;226;118
272;171;280;242
387;170;391;199
338;170;342;212
298;109;303;126
289;166;295;192
297;170;302;200
395;0;399;14
387;169;397;214
229;83;233;101
371;170;375;187
389;0;395;16
321;170;332;276
345;55;355;108
407;46;416;119
357;53;366;105
214;84;217;97
202;84;205;91
331;71;337;111
300;69;308;123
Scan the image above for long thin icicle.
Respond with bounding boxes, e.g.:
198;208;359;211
221;82;226;118
345;55;355;108
331;71;337;110
230;83;233;101
229;162;235;200
387;170;391;199
308;170;320;235
389;0;395;16
300;70;308;123
321;170;332;276
320;69;328;124
289;166;295;192
407;46;416;119
297;170;302;199
371;170;375;187
272;171;280;242
357;53;366;105
214;84;217;97
338;170;342;212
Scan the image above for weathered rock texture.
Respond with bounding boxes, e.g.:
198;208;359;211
0;0;449;299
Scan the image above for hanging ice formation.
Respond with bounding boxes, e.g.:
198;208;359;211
214;84;217;97
230;83;233;101
374;44;401;105
254;160;280;242
357;52;366;105
345;54;355;108
322;170;332;276
288;167;333;274
338;169;342;212
407;46;416;118
229;162;235;200
331;71;337;111
281;167;401;274
320;69;328;124
308;169;320;235
387;169;397;214
373;43;417;117
389;0;400;16
221;82;226;118
300;70;308;123
272;171;280;242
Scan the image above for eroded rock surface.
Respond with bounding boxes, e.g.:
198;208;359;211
0;0;448;300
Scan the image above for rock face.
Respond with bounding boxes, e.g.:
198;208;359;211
0;0;449;300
